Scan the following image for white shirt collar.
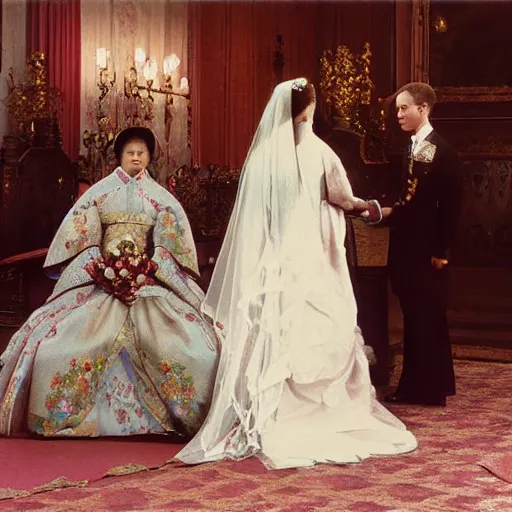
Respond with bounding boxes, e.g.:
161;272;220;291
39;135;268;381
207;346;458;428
412;122;434;146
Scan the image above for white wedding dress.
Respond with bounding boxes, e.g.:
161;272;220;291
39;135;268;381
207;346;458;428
176;79;417;469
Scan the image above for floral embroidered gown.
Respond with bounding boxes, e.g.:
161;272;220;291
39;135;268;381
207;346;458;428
0;167;220;437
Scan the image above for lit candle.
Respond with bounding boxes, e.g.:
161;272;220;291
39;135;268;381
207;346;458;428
180;77;189;91
96;48;107;69
163;54;181;77
143;59;158;82
135;47;146;65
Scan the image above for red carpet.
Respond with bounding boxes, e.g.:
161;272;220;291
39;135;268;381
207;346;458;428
1;361;511;511
480;454;512;484
0;435;184;499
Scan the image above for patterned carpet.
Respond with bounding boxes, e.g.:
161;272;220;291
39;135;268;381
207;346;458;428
1;359;511;512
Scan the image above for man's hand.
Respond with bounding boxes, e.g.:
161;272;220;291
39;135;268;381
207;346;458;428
381;207;393;219
431;256;448;269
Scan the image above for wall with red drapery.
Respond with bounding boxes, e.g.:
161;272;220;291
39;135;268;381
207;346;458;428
26;0;81;161
189;0;396;169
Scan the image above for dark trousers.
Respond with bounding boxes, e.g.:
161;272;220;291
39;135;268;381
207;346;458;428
389;256;456;400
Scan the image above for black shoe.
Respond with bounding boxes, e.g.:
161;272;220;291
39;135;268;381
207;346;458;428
383;391;409;404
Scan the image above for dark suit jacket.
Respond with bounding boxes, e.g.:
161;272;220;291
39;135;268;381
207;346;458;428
388;130;463;265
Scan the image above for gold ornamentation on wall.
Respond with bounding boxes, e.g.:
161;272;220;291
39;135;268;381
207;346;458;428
170;165;240;239
320;43;387;164
319;43;385;135
4;52;62;140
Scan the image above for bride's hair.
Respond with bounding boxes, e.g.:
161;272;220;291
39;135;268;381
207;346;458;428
291;81;316;122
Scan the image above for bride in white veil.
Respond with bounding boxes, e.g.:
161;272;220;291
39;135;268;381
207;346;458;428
176;78;417;469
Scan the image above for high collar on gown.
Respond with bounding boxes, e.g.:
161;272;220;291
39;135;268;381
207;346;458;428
294;121;314;145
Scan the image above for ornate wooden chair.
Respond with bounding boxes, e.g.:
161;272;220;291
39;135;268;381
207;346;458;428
169;164;240;285
0;122;77;329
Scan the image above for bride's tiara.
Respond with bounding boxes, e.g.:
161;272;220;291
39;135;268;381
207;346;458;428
291;78;308;91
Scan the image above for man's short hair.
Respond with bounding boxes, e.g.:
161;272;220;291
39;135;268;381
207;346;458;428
396;82;437;110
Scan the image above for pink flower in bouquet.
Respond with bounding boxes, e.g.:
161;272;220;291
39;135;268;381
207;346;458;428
84;240;159;306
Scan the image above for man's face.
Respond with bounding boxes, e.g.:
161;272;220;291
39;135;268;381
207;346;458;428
396;91;427;133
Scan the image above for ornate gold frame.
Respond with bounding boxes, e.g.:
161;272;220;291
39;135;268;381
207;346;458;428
415;0;512;103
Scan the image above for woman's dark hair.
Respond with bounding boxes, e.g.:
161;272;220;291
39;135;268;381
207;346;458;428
291;81;316;120
113;126;156;163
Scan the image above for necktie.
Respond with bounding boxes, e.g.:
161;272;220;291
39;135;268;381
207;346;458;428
410;136;418;156
408;135;418;176
404;135;419;202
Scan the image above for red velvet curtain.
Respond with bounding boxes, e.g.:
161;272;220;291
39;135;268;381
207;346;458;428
190;1;318;169
26;0;81;161
190;1;395;170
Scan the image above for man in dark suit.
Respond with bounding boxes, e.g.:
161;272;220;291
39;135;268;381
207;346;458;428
382;82;463;406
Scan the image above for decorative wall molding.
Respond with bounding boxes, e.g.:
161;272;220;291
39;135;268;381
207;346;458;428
435;86;512;104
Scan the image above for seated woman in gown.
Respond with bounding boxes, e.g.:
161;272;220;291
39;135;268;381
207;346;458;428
176;79;417;470
0;127;220;438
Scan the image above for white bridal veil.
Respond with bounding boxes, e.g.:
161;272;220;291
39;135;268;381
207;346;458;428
177;78;417;468
179;79;330;460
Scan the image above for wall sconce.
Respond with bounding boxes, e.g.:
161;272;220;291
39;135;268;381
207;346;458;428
83;47;191;181
124;48;189;105
96;48;116;102
163;54;181;86
80;49;117;182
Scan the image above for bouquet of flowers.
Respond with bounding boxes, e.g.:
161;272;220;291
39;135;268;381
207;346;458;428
85;240;158;306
